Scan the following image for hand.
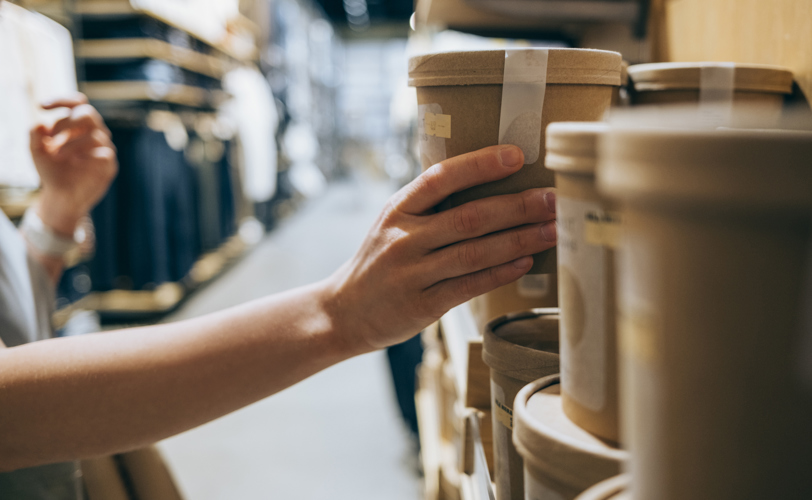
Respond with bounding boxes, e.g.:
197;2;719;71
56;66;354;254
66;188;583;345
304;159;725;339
326;145;558;352
29;93;117;237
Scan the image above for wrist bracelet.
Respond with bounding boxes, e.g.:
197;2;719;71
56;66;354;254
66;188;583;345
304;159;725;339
20;207;80;258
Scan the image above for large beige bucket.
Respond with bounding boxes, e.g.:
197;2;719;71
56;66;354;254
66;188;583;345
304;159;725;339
483;309;560;500
599;124;812;499
513;374;627;499
545;122;620;444
409;48;621;273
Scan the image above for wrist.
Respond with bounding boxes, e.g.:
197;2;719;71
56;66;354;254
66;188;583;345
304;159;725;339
317;273;379;358
35;191;86;238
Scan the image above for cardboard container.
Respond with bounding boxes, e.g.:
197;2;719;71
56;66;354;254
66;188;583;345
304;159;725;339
627;62;793;125
409;48;622;273
482;309;560;500
546;122;621;444
612;61;630;107
513;375;628;499
575;474;631;500
599;125;812;499
469;274;559;334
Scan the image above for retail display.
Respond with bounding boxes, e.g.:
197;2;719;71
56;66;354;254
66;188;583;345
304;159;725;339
545;122;620;443
513;375;627;499
599;124;812;499
482;309;560;500
408;48;622;274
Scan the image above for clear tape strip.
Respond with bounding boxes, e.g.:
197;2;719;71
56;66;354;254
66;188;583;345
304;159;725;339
498;49;549;164
699;63;736;126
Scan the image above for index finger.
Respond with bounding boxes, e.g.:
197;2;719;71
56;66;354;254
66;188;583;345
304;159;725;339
40;93;89;111
396;145;524;215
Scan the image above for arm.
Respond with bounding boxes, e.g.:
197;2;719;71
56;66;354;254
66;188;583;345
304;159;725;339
0;142;557;472
25;94;117;283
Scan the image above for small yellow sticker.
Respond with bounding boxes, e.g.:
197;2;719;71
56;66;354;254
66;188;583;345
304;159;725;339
494;397;513;430
425;112;451;139
584;211;622;249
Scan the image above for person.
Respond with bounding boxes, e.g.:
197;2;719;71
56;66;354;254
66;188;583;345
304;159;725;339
0;94;558;473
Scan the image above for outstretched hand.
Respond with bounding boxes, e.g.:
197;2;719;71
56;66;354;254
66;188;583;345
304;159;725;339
326;145;557;352
29;93;117;237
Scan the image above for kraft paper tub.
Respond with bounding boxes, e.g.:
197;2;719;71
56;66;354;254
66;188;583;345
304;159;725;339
545;122;621;444
469;274;559;334
627;62;793;125
513;375;627;499
575;474;631;500
483;309;560;500
409;48;622;274
598;123;812;500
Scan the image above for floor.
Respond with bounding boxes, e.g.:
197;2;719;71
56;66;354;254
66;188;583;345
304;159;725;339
157;175;423;500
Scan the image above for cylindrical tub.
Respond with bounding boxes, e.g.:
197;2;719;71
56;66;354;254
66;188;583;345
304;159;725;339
470;274;559;334
409;48;621;273
513;375;628;499
599;125;812;499
627;62;793;125
545;122;620;443
483;309;561;500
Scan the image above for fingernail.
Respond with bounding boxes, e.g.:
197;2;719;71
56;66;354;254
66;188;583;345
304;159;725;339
544;191;556;214
513;256;533;269
541;221;557;242
499;146;522;168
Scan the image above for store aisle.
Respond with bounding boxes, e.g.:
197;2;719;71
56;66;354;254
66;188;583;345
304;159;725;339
157;175;423;500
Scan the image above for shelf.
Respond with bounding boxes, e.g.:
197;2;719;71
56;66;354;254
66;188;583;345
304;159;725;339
76;39;230;79
73;0;258;62
416;0;644;34
80;81;225;108
54;233;248;324
0;189;38;220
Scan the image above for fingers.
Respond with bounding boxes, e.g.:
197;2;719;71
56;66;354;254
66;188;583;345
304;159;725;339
421;221;557;286
395;145;524;215
421;188;556;249
54;129;114;161
423;256;534;313
40;93;89;110
47;103;111;139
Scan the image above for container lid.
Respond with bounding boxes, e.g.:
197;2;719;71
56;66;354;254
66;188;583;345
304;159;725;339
627;62;793;94
482;309;560;383
513;375;628;491
546;122;608;175
408;48;622;87
599;125;812;211
575;474;631;500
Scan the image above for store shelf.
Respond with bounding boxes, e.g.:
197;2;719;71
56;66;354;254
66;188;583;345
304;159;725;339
416;0;645;33
76;39;230;79
80;81;224;108
54;233;248;324
0;189;38;220
73;0;258;62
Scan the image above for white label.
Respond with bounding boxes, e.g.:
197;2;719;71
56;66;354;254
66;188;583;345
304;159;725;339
517;274;551;299
524;468;566;500
418;103;448;170
499;49;548;164
558;196;610;411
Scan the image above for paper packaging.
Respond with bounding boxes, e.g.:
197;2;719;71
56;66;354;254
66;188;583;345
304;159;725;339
513;375;628;499
627;62;793;125
482;309;560;500
545;122;621;444
469;274;559;334
599;124;812;499
409;48;622;274
575;474;631;500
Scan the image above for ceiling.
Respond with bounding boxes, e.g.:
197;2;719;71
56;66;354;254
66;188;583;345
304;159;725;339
313;0;413;28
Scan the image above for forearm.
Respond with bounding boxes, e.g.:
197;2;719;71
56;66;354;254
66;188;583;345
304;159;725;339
0;279;362;471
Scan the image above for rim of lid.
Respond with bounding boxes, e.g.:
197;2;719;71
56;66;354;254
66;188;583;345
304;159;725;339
408;48;622;87
546;122;608;175
627;62;794;94
482;309;560;381
576;474;632;500
512;375;628;490
598;127;812;210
